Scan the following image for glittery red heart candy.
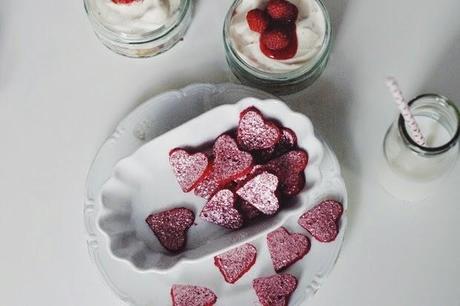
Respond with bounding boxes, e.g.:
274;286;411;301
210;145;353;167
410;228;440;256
169;149;211;193
236;171;279;215
265;150;308;197
237;197;262;220
171;284;217;306
195;135;253;199
200;189;243;230
194;176;221;200
298;200;343;242
237;107;281;151
145;208;194;252
214;243;257;284
257;127;298;162
267;227;310;272
253;274;297;306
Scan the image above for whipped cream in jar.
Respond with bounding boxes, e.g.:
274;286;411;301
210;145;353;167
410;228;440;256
84;0;192;57
224;0;331;94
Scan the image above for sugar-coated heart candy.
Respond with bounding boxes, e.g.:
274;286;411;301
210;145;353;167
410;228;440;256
200;189;243;230
265;150;308;197
236;171;279;215
253;274;297;306
171;284;217;306
237;197;262;220
145;208;194;252
213;134;253;182
214;243;257;284
267;227;310;272
237;107;281;151
194;176;221;200
169;149;211;192
298;200;343;242
257;127;298;162
233;164;265;186
195;134;253;199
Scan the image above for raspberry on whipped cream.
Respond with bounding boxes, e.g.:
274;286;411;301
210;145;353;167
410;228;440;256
229;0;327;73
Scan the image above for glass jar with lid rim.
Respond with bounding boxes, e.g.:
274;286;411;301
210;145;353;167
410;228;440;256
223;0;332;95
84;0;192;58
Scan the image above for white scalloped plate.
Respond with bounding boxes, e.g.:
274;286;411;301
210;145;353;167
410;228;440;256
85;83;347;306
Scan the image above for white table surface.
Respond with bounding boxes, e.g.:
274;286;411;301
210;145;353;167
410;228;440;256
1;0;460;305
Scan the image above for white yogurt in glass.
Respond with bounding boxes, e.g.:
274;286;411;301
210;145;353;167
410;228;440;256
92;0;181;35
229;0;326;73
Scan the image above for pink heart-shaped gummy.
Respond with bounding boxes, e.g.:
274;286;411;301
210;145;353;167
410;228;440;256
194;176;221;200
200;189;243;230
237;107;281;151
145;208;195;252
195;134;253;199
257;127;298;162
236;171;279;215
169;149;211;192
298;200;343;242
265;150;308;197
214;243;257;284
253;274;297;306
267;227;310;272
237;197;262;220
171;284;217;306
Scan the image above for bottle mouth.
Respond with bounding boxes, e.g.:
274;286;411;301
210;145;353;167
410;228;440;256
398;93;460;155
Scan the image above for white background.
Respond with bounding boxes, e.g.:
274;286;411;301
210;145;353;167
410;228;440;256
1;0;460;305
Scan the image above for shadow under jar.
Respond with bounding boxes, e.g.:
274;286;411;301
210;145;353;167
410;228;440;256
380;94;460;202
223;0;332;95
84;0;192;58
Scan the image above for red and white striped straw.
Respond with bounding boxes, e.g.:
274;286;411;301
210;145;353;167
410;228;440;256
385;77;427;146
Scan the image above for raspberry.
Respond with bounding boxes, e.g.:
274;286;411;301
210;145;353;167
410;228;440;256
266;0;299;23
260;27;291;51
246;9;270;33
112;0;138;4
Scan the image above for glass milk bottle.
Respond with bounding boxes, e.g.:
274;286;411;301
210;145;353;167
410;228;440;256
379;94;460;201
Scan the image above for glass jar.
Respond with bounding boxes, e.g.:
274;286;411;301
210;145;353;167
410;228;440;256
379;94;460;202
223;0;332;95
84;0;192;58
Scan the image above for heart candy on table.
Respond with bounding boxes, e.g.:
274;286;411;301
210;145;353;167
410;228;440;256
169;149;211;192
267;227;310;272
237;107;281;151
252;274;298;306
236;171;279;215
265;150;308;197
214;243;257;284
200;189;243;230
171;284;217;306
145;208;195;252
298;200;343;242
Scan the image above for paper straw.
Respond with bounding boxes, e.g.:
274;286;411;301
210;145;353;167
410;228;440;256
385;77;427;146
